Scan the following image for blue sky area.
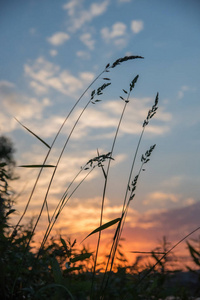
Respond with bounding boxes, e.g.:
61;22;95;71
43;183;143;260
1;0;200;255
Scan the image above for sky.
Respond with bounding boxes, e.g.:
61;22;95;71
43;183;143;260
1;0;200;263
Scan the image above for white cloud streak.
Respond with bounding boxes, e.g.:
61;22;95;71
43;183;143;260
49;49;58;57
24;56;95;97
47;32;70;46
177;85;195;99
71;97;172;140
76;50;90;59
20;96;171;142
101;22;128;47
118;0;131;2
131;20;144;34
80;33;95;50
63;0;110;32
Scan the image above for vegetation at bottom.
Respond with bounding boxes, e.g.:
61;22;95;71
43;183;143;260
1;176;200;300
1;56;200;299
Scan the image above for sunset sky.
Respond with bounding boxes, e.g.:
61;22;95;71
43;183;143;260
1;0;200;261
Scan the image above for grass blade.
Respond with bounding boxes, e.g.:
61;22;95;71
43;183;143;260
82;217;121;243
19;164;56;168
51;257;63;284
70;253;93;263
15;118;51;149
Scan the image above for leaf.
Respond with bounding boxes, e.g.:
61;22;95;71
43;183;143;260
51;257;63;284
71;239;76;247
70;253;92;263
65;266;82;273
187;242;200;266
15;118;51;149
19;164;56;168
6;209;16;217
82;217;121;242
0;162;7;168
60;237;68;253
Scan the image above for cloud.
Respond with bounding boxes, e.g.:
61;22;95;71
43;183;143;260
24;56;95;97
133;201;200;236
118;0;131;2
80;33;95;50
131;20;144;34
11;146;126;218
49;49;58;57
177;85;195;99
62;0;79;16
63;0;109;32
70;97;171;141
142;190;196;211
0;82;54;137
54;198;126;234
14;180;200;261
144;191;181;206
0;91;51;134
101;22;127;46
47;32;70;46
29;81;48;95
76;50;90;59
161;175;183;188
24;96;170;144
0;80;15;89
29;28;37;35
117;200;200;260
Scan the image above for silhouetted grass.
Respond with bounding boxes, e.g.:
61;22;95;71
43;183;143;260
0;56;199;299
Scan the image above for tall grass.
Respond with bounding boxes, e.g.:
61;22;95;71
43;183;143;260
10;55;200;299
10;55;162;297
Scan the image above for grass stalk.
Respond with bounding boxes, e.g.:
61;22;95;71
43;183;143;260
99;94;158;298
90;75;139;299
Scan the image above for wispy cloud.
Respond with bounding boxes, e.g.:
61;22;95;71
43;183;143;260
47;32;70;46
131;20;144;34
177;85;196;99
101;22;127;47
0;80;51;132
142;190;196;210
118;0;132;2
49;49;58;57
63;0;110;32
24;56;95;97
80;33;95;50
0;80;15;89
161;175;183;188
69;97;172;141
143;191;181;206
29;81;48;95
76;50;90;60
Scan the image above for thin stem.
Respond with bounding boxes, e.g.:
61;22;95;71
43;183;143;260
90;83;136;299
136;225;200;287
39;166;84;253
11;68;106;239
37;167;94;258
100;93;159;297
11;69;107;297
